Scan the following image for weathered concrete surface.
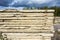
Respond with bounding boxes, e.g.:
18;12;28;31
2;33;53;40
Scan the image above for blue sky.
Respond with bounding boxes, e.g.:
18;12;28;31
0;0;60;9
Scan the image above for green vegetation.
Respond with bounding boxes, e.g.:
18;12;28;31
48;6;60;17
23;7;40;10
0;32;3;40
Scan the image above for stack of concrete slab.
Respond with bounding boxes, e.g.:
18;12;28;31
54;17;60;24
0;9;54;40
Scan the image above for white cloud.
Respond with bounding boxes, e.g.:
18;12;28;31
0;6;5;10
29;0;52;4
9;0;53;6
8;0;56;8
5;7;24;10
26;0;53;5
17;7;24;10
9;0;24;6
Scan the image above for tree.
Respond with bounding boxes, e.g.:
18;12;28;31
0;32;3;40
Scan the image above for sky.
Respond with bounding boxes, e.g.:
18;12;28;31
0;0;60;9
